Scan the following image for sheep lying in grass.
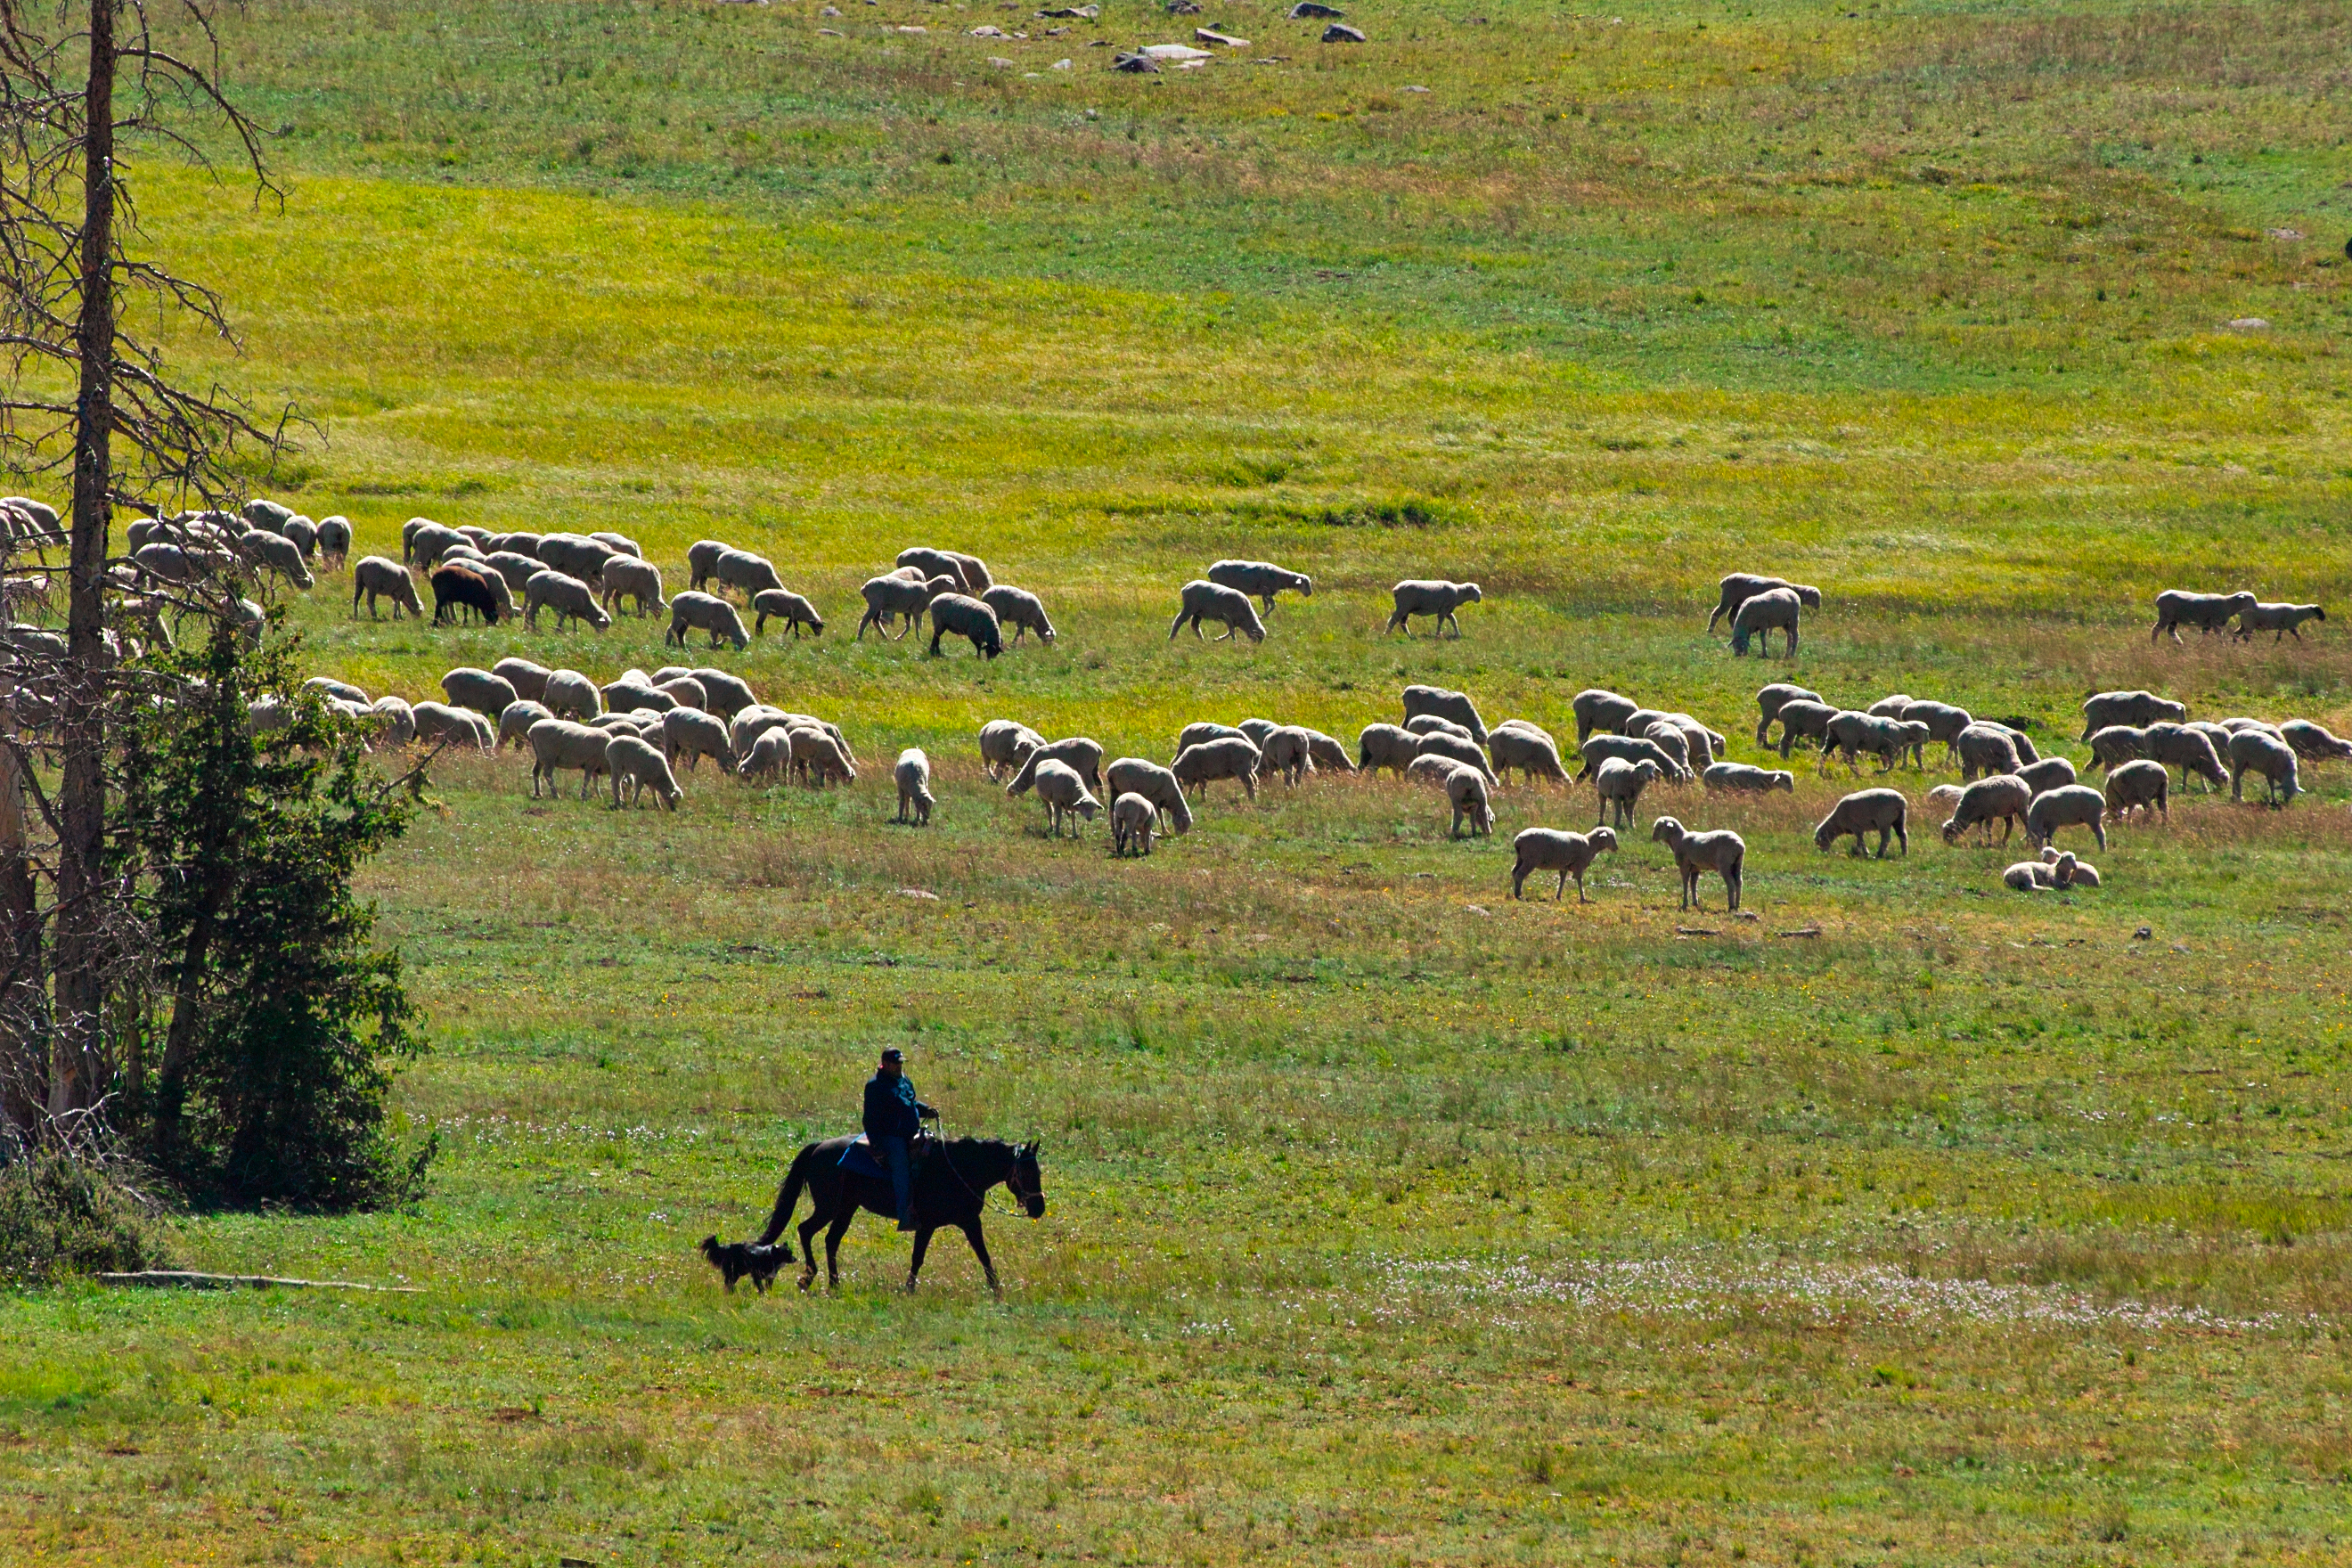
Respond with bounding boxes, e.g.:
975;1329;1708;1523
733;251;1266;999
2080;689;2185;739
1357;723;1420;778
2040;845;2100;887
2005;850;2091;892
2015;756;2078;796
1489;722;1571;785
980;719;1046;780
1729;587;1801;656
1709;574;1823;634
1510;826;1617;902
1414;731;1496;783
1007;738;1104;797
980;585;1056;645
1754;682;1824;747
2104;758;2168;823
2151;589;2256;644
1650;816;1745;911
1172;737;1261;800
858;574;941;640
1575;733;1686;783
2234;601;2328;642
788;724;858;788
894;749;934;825
2025;784;2108;851
1703;762;1794;794
1444;764;1494;837
1030;758;1101;836
1772;700;1838;759
1301;730;1355;774
1385;579;1482;638
1169;580;1268;643
663;708;736;774
753;588;825;639
351;557;422;619
606;734;682;810
1259;726;1317;786
2228;729;2299;808
669;591;749;651
1106;758;1193;834
1207;559;1312;613
1572;689;1639;746
1110;792;1156;856
2281;719;2352;764
1940;774;2032;846
2085;725;2149;773
1402;684;1489;745
1955;723;2022;781
497;699;555;751
1814;788;1907;857
1593;757;1662;828
527;719;611;797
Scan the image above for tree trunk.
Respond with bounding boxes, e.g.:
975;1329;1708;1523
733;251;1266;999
0;737;44;1135
53;0;116;1119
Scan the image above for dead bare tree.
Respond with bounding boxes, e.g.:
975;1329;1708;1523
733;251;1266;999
0;0;286;1140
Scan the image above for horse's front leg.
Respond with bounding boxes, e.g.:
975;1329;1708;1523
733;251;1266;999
906;1226;936;1293
825;1213;854;1292
960;1219;1001;1299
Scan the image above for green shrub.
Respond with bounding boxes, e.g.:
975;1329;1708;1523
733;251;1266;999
0;1149;167;1282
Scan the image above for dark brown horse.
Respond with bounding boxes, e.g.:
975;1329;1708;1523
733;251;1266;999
751;1136;1045;1296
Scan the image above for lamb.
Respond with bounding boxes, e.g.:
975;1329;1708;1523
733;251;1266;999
431;563;506;625
1896;699;1974;762
600;556;666;617
2080;690;2186;740
2015;755;2078;796
1402;684;1490;745
689;669;757;719
1259;726;1318;787
238;529;314;591
1814;788;1907;858
1575;733;1686;783
542;669;602;721
1385;579;1482;638
1571;690;1640;746
2234;602;2327;642
2084;725;2150;774
524;570;612;632
1104;758;1193;834
966;585;1052;647
979;720;1046;780
1488;723;1571;785
667;592;750;651
1754;683;1825;747
2005;851;2091;892
496;699;555;751
1954;723;2022;781
439;667;519;718
1301;731;1356;774
412;699;493;752
1414;731;1497;783
753;589;826;639
894;749;935;826
606;734;682;811
1171;737;1262;800
524;719;609;797
1772;699;1839;759
857;574;943;640
314;517;352;569
371;696;416;747
1708;574;1823;634
351;557;422;619
896;547;976;592
1029;758;1100;836
928;593;1004;658
590;530;641;559
1649;816;1746;911
663;707;737;774
714;549;785;600
1444;765;1494;837
1357;723;1420;778
2227;729;2299;808
1404;715;1474;742
2025;784;2108;850
1703;762;1794;794
1206;559;1312;613
1510;825;1618;902
1729;587;1801;656
1110;792;1156;856
2152;589;2257;644
737;728;793;784
1593;757;1662;828
492;658;551;703
1006;738;1104;796
1939;775;2030;845
2280;719;2352;764
537;534;617;587
1168;580;1267;644
2041;845;2101;888
788;724;858;788
2103;759;2168;824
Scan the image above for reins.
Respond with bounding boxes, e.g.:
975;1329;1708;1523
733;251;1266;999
929;1119;1027;1218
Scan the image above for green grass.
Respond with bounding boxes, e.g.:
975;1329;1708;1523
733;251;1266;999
5;0;2352;1561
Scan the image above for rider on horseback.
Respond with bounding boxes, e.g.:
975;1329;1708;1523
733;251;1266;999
864;1048;937;1232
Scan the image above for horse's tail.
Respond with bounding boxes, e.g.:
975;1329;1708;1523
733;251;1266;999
754;1143;819;1255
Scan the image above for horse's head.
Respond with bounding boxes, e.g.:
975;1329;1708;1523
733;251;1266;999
1007;1140;1047;1219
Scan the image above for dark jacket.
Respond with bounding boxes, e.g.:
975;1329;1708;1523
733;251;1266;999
863;1071;932;1141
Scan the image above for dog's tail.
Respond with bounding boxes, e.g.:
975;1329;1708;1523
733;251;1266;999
753;1143;814;1257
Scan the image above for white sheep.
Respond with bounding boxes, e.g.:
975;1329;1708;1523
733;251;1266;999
1172;737;1262;800
1575;733;1686;784
438;666;519;719
525;719;608;797
1259;726;1318;786
1771;699;1838;759
2080;690;2186;740
1110;792;1156;856
712;548;785;600
1006;738;1104;797
788;725;858;788
2025;784;2108;850
1753;682;1824;747
2015;756;2078;796
1814;788;1907;857
1403;715;1474;742
2227;729;2299;808
979;719;1046;780
894;748;935;825
662;707;737;774
687;539;731;590
1940;775;2031;845
1729;587;1801;656
1357;723;1419;778
1104;758;1193;834
600;556;666;617
1385;579;1482;638
1593;757;1662;828
2103;759;2168;823
497;699;555;751
1401;684;1489;744
1444;765;1493;837
1820;710;1909;773
1206;559;1312;613
1703;763;1794;794
541;669;602;721
1572;689;1638;746
491;658;551;703
1178;721;1250;756
857;574;943;639
2084;725;2149;774
980;585;1056;645
1414;731;1496;783
928;593;1003;658
1510;826;1618;902
371;696;416;747
1708;574;1822;635
350;557;422;619
1489;723;1571;785
1866;693;1914;718
2234;602;2327;642
1650;816;1746;911
524;570;611;632
1168;580;1267;643
753;588;826;639
2151;590;2256;644
895;547;976;592
2280;719;2352;764
606;734;682;811
1301;730;1356;774
412;700;492;752
1030;758;1100;836
668;591;750;651
1954;723;2022;781
738;728;792;783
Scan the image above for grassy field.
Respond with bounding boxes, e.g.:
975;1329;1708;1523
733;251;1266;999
4;0;2352;1562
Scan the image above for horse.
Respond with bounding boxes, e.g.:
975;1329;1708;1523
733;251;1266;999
752;1135;1045;1296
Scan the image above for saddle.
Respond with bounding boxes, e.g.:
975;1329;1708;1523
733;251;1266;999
839;1133;934;1181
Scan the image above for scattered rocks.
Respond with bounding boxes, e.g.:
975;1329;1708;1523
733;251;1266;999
1049;55;1074;68
1289;1;1342;14
988;53;1015;64
1141;41;1211;57
818;24;844;32
1195;26;1248;45
1321;20;1363;39
897;23;927;31
1165;0;1202;11
2226;317;2272;331
1402;83;1428;92
1036;3;1098;14
1114;50;1161;69
2266;228;2304;241
820;4;839;12
969;22;1007;33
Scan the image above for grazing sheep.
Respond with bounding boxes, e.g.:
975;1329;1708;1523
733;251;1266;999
526;719;612;797
305;675;369;706
1402;684;1490;745
603;681;676;716
606;734;682;811
1301;730;1356;774
1572;689;1640;746
2280;719;2352;764
980;719;1046;780
496;699;554;751
1104;758;1193;834
1206;559;1313;613
1110;792;1156;856
1814;788;1908;857
714;549;785;600
2234;602;2327;642
600;556;666;617
1575;733;1686;783
405;522;470;569
1357;723;1420;778
1180;722;1251;755
1404;715;1474;743
477;551;543;596
2025;784;2108;850
1996;724;2040;765
454;525;494;551
1649;816;1745;911
1708;574;1823;634
1258;726;1318;787
522;570;611;632
857;574;943;640
657;675;709;713
589;530;641;559
1593;757;1662;828
667;591;749;651
1415;731;1497;783
968;586;1052;647
2080;690;2186;740
242;499;294;531
1385;579;1482;638
2217;716;2283;736
1654;713;1723;769
2152;589;2257;644
928;593;1003;659
238;529;314;591
896;547;975;592
312;516;351;569
2015;755;2078;796
752;588;825;639
2104;758;2169;823
1926;782;1965;811
1866;693;1914;719
2085;725;2150;774
489;658;550;704
589;712;662;739
1940;775;2031;845
371;696;416;747
1510;826;1619;902
439;667;519;718
412;700;493;752
351;557;422;619
663;708;737;774
486;531;542;558
945;552;992;594
686;541;731;590
1729;586;1801;656
1444;765;1494;837
2133;724;2223;793
539;669;601;721
737;728;792;783
1030;758;1100;836
1754;683;1825;747
1489;723;1571;785
537;534;618;587
1168;580;1268;644
1955;723;2022;781
1703;763;1794;794
684;668;755;719
894;749;935;826
1896;699;1974;762
1006;738;1104;797
1172;737;1262;800
2227;729;2300;808
1640;722;1694;779
430;563;506;625
730;706;792;758
788;724;858;788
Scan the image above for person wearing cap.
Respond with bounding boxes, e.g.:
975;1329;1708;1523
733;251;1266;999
863;1048;936;1232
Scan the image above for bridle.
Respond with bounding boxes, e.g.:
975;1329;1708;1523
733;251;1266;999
932;1118;1042;1217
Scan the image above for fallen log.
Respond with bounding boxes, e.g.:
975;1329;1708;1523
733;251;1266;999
96;1270;420;1294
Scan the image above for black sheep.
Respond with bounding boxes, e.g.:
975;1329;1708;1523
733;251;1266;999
432;562;503;625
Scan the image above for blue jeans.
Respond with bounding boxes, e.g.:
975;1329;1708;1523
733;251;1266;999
877;1135;913;1223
